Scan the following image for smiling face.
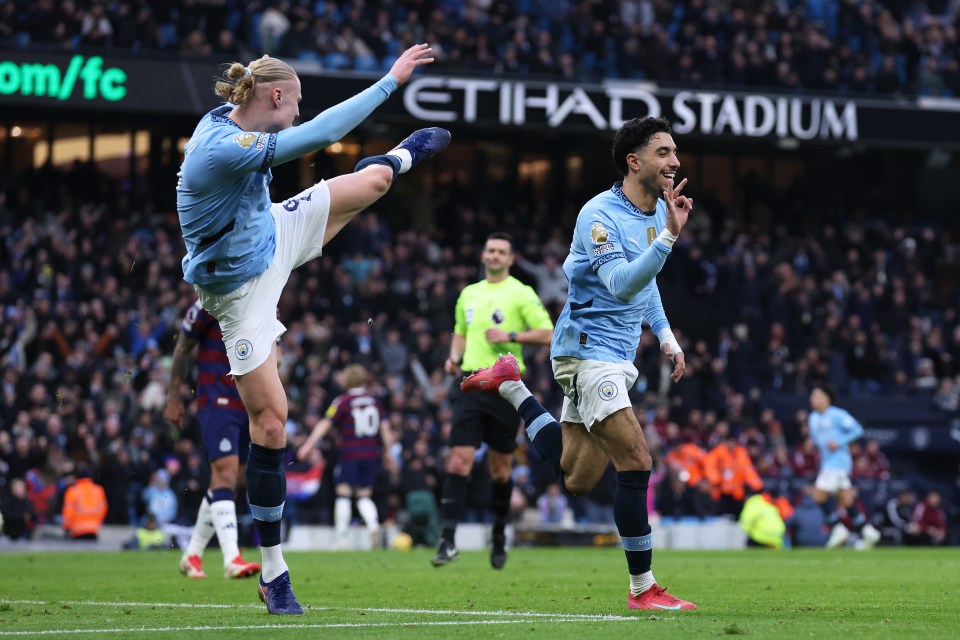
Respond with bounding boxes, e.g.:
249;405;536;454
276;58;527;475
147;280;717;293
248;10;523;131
628;132;680;200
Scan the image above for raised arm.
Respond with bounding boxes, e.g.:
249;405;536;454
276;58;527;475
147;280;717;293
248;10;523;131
272;44;434;166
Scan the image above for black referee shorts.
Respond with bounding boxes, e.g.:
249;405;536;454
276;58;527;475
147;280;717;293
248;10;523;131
449;376;520;454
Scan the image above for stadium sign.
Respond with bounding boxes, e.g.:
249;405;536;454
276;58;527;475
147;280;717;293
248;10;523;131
403;77;858;142
0;55;127;102
2;51;960;148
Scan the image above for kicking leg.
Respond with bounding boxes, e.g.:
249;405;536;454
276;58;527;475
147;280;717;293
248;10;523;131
323;127;451;245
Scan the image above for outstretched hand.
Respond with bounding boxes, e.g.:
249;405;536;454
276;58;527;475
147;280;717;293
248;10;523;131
661;343;686;382
663;177;694;236
388;43;435;85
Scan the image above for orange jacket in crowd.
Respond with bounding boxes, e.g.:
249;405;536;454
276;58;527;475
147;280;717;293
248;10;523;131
665;442;706;486
62;477;108;538
702;442;764;501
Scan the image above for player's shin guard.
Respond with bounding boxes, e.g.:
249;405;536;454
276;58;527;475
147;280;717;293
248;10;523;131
440;473;469;542
246;444;286;548
491;479;513;533
518;397;566;491
354;155;402;181
615;470;653;575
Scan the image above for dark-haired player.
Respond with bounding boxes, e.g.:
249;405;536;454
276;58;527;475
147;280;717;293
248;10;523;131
462;117;696;610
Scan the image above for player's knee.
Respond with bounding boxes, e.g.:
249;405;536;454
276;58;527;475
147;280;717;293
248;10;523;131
212;470;239;489
447;453;474;476
364;166;392;196
248;413;287;448
563;476;593;497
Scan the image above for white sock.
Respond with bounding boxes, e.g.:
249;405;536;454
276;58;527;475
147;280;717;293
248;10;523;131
335;497;352;538
498;379;532;410
185;498;215;557
387;148;413;173
260;544;288;583
210;499;240;564
630;571;656;597
356;497;380;531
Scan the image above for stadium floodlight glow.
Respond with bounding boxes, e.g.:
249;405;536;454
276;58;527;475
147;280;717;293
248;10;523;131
0;55;127;102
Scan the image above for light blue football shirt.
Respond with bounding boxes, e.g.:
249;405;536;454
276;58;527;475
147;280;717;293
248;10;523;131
551;182;673;363
177;75;398;294
809;406;864;474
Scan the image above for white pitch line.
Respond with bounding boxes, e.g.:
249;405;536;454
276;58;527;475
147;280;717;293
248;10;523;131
0;599;639;622
0;618;633;636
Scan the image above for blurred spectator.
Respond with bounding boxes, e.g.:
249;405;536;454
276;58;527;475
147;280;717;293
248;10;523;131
879;489;920;546
702;432;764;515
142;469;177;526
909;491;948;546
0;478;35;540
789;488;830;547
537;483;569;525
61;468;107;540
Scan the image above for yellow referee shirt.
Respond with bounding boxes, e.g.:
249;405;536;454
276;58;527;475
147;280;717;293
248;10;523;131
454;276;554;373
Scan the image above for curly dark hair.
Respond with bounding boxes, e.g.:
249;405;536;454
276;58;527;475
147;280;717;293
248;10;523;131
812;381;836;404
611;117;673;176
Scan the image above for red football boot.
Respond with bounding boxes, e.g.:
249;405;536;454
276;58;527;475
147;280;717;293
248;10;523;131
460;354;521;394
627;584;697;611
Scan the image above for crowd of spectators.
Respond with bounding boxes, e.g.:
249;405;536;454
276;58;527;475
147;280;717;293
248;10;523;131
4;0;960;97
0;153;956;546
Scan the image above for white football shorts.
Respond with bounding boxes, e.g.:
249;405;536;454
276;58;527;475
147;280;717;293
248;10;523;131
552;357;637;430
814;468;852;493
196;181;331;376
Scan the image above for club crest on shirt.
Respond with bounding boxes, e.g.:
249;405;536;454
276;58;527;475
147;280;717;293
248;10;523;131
233;132;258;148
591;222;609;244
492;308;504;324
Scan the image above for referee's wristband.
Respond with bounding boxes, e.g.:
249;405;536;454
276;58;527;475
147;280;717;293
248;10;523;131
508;331;518;342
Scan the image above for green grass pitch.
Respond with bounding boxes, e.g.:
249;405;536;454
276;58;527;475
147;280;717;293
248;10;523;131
2;547;957;639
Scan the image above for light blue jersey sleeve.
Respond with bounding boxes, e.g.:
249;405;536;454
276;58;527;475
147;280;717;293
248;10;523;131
271;75;398;166
641;282;670;335
833;408;864;444
577;210;671;303
201;74;399;182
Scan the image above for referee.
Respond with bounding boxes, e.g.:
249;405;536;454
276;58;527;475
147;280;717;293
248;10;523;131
432;232;555;569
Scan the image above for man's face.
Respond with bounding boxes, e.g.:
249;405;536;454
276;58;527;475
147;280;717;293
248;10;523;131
809;388;829;411
629;132;679;200
270;77;302;131
482;239;514;275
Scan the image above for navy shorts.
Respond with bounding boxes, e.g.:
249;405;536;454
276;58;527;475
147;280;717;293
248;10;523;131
198;407;250;464
334;459;380;489
449;379;520;453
